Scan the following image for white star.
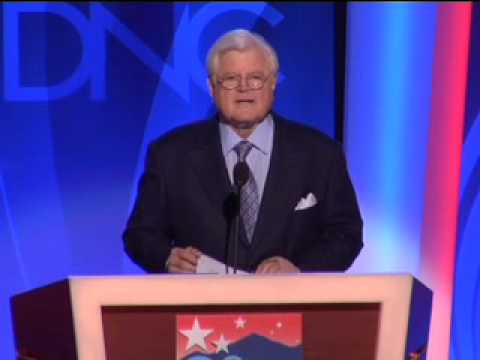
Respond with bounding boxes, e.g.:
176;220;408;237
213;334;230;353
276;321;282;328
179;317;213;352
234;316;246;329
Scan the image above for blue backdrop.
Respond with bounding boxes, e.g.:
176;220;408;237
0;3;340;358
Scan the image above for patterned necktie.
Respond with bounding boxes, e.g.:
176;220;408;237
233;141;259;243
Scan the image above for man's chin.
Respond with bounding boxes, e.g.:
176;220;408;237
231;120;259;129
222;115;266;130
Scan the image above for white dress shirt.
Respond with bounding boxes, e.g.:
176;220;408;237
219;114;274;202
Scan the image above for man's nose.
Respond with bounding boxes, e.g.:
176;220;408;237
237;77;250;92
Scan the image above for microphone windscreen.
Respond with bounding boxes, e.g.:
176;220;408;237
233;161;249;187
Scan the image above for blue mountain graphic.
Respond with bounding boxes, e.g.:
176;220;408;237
183;333;303;360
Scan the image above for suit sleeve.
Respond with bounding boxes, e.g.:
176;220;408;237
123;143;173;273
294;144;363;272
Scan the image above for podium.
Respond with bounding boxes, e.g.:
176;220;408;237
11;274;431;360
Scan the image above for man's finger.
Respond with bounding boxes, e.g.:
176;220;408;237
256;258;279;274
186;246;203;257
169;263;195;273
168;247;199;273
173;248;199;265
168;256;197;273
262;262;280;273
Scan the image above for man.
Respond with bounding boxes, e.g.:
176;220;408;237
123;29;363;274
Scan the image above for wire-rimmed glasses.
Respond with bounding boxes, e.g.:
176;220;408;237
216;72;272;90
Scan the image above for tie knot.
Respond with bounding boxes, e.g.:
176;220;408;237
234;141;254;162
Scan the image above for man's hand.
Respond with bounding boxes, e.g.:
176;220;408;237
255;256;300;274
166;246;202;273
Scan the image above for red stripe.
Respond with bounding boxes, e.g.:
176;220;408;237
420;3;471;359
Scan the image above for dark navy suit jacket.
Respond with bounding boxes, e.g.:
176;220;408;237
123;114;363;273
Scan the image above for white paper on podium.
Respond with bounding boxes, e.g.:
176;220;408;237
196;255;249;275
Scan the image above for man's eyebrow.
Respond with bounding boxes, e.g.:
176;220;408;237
219;72;239;77
220;71;266;77
248;72;266;76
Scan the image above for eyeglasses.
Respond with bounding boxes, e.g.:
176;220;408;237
216;72;272;90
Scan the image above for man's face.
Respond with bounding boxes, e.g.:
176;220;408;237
210;47;276;132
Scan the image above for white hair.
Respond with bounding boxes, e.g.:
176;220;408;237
206;29;279;78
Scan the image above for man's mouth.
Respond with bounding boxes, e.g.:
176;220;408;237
236;99;255;105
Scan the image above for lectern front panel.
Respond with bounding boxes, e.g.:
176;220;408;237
101;303;380;360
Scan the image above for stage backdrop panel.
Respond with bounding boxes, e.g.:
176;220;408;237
0;3;341;359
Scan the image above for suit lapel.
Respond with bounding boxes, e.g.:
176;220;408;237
188;120;233;219
187;116;306;256
251;117;305;251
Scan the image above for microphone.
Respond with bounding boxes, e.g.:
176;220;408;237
230;161;250;274
233;161;249;188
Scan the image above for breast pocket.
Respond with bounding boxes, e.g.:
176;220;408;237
291;205;320;233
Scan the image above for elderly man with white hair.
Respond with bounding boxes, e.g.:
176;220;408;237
123;29;363;274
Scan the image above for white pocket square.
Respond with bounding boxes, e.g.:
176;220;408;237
294;192;317;211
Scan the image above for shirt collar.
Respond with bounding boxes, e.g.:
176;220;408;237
219;114;274;157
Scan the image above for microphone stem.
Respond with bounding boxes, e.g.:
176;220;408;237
233;186;241;274
231;161;248;275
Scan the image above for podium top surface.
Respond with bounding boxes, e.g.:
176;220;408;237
62;272;424;305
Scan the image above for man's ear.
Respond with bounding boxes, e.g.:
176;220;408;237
207;77;214;97
271;75;278;91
